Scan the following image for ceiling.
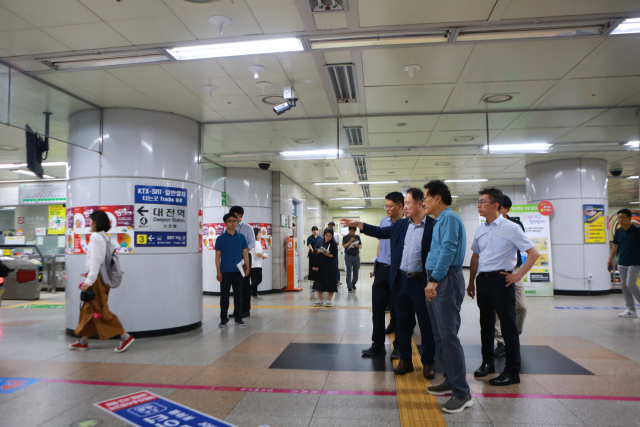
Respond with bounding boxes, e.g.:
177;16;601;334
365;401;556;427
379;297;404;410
0;0;639;207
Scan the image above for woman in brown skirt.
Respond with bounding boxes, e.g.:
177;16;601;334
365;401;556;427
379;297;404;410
70;210;134;353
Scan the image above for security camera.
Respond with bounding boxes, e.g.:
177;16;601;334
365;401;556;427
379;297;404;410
610;168;623;177
258;162;271;171
273;85;298;116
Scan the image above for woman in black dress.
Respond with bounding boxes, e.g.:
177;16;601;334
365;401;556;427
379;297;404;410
307;226;323;287
314;227;339;307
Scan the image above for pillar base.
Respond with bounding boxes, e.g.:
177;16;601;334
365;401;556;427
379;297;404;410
553;289;614;296
65;321;202;339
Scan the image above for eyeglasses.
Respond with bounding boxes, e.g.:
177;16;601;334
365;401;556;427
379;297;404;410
383;204;399;210
226;219;238;223
476;200;493;206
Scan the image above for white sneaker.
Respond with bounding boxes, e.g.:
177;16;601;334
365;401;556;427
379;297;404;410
314;301;324;307
618;309;638;318
252;295;262;300
325;301;332;307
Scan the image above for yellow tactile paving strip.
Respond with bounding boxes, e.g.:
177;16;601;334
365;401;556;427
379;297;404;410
391;320;447;427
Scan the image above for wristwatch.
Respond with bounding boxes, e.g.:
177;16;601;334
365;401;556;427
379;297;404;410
430;278;438;284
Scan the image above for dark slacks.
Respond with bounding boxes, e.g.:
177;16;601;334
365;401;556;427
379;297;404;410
371;264;396;348
394;274;435;365
220;272;243;320
250;267;263;297
242;257;252;312
477;273;521;373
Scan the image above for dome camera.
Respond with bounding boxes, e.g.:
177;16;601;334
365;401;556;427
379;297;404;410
258;162;271;171
610;168;623;177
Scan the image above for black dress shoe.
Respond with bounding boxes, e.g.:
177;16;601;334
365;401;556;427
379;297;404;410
393;359;414;375
474;363;495;377
241;311;250;318
489;372;520;386
422;364;435;379
362;345;386;356
390;348;400;360
384;325;395;335
494;342;506;357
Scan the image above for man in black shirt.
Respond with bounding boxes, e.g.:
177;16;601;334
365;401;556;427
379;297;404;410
494;195;528;357
343;226;362;293
608;209;640;318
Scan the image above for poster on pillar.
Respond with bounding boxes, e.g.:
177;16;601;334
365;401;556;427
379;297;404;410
480;204;553;296
134;185;188;248
66;206;136;254
202;223;225;250
248;223;272;250
584;204;606;243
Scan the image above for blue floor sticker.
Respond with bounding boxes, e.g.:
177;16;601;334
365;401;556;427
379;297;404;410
96;391;237;427
555;304;640;310
0;378;40;394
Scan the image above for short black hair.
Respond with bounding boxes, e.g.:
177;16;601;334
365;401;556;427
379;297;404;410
90;210;111;232
405;187;424;202
385;191;404;206
423;180;452;206
348;226;356;231
324;227;334;236
223;213;237;223
618;208;633;218
478;187;504;209
254;227;260;237
311;226;318;231
328;221;336;226
229;206;244;216
502;195;513;209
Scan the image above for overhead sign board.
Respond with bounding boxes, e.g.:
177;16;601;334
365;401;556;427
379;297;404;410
135;231;187;247
19;182;66;205
134;185;187;206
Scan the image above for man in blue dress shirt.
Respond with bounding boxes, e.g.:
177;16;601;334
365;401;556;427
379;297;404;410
468;188;539;387
230;206;256;318
422;180;472;414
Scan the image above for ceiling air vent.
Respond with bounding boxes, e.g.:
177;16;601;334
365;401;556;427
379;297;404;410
326;64;357;103
353;156;368;181
345;127;363;146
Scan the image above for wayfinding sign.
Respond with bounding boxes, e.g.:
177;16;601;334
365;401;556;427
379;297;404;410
134;205;187;232
134;185;188;247
134;185;187;206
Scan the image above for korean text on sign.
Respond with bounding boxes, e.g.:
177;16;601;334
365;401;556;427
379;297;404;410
135;185;188;206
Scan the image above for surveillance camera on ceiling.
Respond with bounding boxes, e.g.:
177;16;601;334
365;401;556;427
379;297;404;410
610;168;623;177
273;85;298;116
258;162;271;171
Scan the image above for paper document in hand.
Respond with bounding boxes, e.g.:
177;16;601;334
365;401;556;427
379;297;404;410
348;241;358;249
237;259;245;277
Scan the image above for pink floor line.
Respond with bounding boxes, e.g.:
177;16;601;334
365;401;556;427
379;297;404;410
470;392;640;402
42;379;397;396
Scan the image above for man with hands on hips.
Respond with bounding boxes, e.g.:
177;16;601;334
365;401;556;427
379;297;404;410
468;188;539;387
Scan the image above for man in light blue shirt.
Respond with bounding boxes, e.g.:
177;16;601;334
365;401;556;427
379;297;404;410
468;188;539;388
422;180;472;414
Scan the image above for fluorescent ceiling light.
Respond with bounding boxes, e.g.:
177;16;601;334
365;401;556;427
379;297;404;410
314;182;354;186
167;38;304;60
625;141;639;148
0;161;67;169
363;197;386;200
457;25;603;42
611;18;640;35
452;195;459;198
626;176;639;179
307;207;318;210
42;50;169;70
0;179;64;183
42;162;68;167
357;181;399;185
217;153;276;158
484;143;550;152
445;179;488;183
13;170;56;179
330;197;360;200
630;202;640;204
310;33;448;49
341;206;365;209
1;207;16;210
282;149;343;157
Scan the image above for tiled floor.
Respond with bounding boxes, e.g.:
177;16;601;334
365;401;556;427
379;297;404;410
1;266;640;427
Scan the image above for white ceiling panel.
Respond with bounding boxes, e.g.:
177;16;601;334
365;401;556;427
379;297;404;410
362;45;474;86
368;132;430;148
79;0;172;21
445;81;555;111
366;116;439;133
231;73;292;96
439;113;521;130
251;4;304;34
501;0;640;19
0;29;70;56
427;130;499;146
369;158;418;169
364;85;454;114
554;126;638;143
217;55;286;77
43;22;132;50
0;5;32;31
314;12;348;30
161;59;229;80
108;15;195;45
575;36;640;79
176;5;264;39
584;108;640;127
539;77;640;108
179;76;246;98
162;0;234;15
358;0;496;27
508;109;605;129
490;127;573;144
467;38;603;83
201;93;257;111
218;108;267;121
324;51;352;64
0;0;100;28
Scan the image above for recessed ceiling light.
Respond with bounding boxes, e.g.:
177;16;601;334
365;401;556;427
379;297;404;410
396;123;407;127
166;38;304;60
612;18;640;35
295;139;315;144
435;162;451;166
445;179;488;183
483;94;513;103
357;181;398;185
453;136;475;142
625;141;639;148
330;197;361;200
313;181;354;186
262;95;285;105
313;163;329;167
0;146;18;151
341;206;365;209
484;143;550;152
282;149;342;157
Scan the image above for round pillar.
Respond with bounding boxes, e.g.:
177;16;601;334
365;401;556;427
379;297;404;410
66;108;203;336
526;159;610;294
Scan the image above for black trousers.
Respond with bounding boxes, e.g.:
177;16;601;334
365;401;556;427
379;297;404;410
242;257;252;312
394;274;435;365
220;272;243;320
477;273;521;373
371;264;396;348
250;267;263;297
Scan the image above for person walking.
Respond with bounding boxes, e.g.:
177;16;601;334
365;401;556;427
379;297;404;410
494;195;528;357
422;180;471;414
229;206;256;318
468;188;539;386
608;208;640;318
215;213;251;328
343;188;436;378
343;226;362;293
70;210;134;353
362;191;403;358
307;226;323;290
328;221;342;286
250;227;267;300
314;228;339;307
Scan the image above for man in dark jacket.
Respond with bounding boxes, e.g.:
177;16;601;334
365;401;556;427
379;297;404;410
343;188;436;379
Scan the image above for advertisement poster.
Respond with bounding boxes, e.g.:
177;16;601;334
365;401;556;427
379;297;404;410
198;210;203;253
508;204;554;297
48;205;66;235
66;206;135;254
249;223;272;250
203;223;225;250
584;204;606;243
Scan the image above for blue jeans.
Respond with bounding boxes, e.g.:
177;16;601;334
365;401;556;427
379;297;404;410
426;269;470;399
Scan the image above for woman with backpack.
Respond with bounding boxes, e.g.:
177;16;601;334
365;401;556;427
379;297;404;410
70;210;134;352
